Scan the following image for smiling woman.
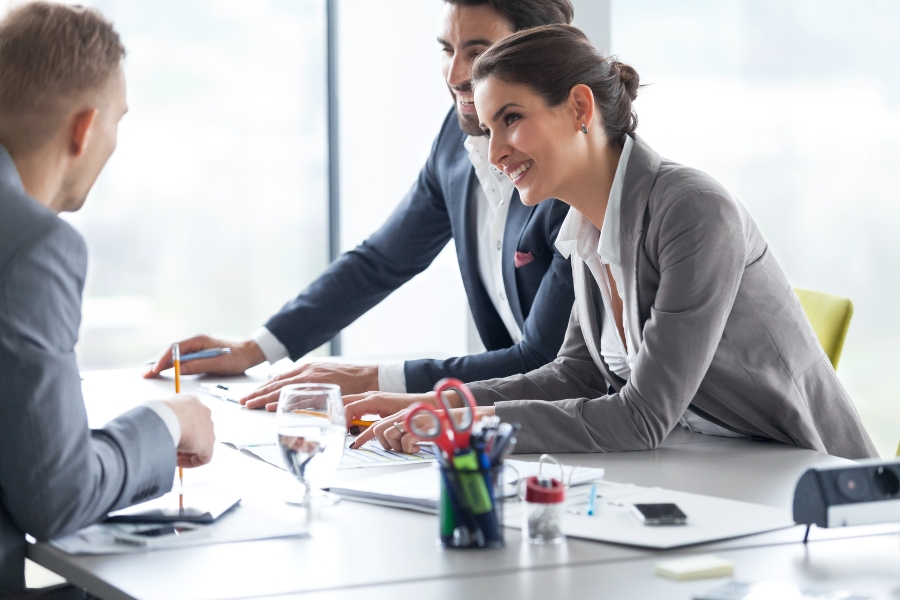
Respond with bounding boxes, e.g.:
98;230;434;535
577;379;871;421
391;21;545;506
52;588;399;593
345;23;879;461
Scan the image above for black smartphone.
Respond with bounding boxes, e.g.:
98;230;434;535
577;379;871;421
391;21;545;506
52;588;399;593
133;525;184;537
112;523;202;546
630;503;687;525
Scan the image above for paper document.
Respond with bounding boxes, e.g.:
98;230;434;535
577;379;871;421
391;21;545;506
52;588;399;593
200;383;255;403
51;504;307;555
503;482;795;549
223;437;437;471
328;460;605;513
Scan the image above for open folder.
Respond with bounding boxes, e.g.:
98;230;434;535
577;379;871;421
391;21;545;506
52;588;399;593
224;438;438;470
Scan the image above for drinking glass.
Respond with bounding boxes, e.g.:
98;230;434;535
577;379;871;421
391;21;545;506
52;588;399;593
276;383;346;508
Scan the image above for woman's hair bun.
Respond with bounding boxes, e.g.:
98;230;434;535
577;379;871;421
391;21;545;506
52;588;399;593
613;60;640;102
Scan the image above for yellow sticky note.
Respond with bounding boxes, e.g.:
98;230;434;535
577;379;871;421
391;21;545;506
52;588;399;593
655;554;734;581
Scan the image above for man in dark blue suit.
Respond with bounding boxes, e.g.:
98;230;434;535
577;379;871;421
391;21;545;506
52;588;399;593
147;0;576;407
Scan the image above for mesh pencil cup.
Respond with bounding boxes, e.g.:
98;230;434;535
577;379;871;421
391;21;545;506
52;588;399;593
439;460;505;549
523;454;566;545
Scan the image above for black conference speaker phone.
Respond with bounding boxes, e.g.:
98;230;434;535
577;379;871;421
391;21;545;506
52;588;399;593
792;458;900;541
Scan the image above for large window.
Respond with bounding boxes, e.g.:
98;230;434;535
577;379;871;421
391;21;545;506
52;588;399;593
58;0;329;370
336;0;474;361
613;0;900;456
33;0;898;456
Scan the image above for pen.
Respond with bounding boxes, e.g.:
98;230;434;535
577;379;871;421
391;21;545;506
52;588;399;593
587;484;597;516
173;344;183;491
143;347;231;367
180;348;231;362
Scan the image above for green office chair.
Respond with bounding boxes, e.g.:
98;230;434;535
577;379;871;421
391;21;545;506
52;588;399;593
792;288;889;454
793;287;853;371
794;288;853;370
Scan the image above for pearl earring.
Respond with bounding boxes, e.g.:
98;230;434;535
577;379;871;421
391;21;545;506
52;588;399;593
581;123;588;134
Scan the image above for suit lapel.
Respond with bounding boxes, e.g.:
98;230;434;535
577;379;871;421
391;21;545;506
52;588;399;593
618;135;662;346
501;189;534;328
449;151;483;298
449;151;513;349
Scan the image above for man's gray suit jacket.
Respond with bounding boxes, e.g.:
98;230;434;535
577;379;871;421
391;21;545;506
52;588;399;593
0;146;176;594
469;135;878;461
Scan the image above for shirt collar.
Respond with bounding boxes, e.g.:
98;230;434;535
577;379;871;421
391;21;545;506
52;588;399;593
465;134;514;204
464;134;489;168
554;135;634;264
0;143;25;194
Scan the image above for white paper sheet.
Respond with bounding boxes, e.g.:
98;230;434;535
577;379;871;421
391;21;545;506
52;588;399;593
504;482;795;549
224;437;437;470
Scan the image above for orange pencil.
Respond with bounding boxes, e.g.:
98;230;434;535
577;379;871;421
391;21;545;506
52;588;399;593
173;344;183;489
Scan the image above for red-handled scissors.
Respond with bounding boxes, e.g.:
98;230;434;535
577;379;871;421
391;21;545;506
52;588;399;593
404;403;456;460
403;378;478;457
433;377;477;450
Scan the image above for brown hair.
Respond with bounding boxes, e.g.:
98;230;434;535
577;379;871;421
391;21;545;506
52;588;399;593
471;24;639;146
443;0;574;31
0;2;125;154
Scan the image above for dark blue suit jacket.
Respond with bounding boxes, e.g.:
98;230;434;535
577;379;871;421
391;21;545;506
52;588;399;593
265;109;575;392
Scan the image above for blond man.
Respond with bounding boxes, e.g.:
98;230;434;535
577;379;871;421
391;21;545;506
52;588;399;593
0;3;215;595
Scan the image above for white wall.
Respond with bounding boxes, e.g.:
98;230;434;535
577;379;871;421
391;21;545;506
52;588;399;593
572;0;612;53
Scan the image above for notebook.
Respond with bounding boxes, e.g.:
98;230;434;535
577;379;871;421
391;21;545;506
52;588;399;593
327;460;606;513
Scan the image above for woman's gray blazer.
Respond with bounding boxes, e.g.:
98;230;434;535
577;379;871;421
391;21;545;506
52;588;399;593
468;135;878;461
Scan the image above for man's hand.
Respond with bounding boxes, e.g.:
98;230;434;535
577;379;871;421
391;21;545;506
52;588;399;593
143;335;265;378
240;362;380;410
161;395;216;468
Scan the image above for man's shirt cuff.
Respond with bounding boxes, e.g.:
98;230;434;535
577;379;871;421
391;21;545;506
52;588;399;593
378;362;407;393
143;400;181;448
252;327;290;364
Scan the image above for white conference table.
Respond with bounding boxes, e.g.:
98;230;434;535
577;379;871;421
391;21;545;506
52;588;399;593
27;368;900;600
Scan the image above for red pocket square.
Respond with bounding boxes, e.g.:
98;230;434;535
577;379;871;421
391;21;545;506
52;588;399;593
514;251;535;269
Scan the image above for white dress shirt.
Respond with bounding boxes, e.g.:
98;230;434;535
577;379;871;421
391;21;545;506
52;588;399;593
252;135;523;394
555;136;745;438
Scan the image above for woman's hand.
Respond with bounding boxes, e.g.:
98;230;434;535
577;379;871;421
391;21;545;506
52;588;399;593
343;391;439;422
350;404;497;453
